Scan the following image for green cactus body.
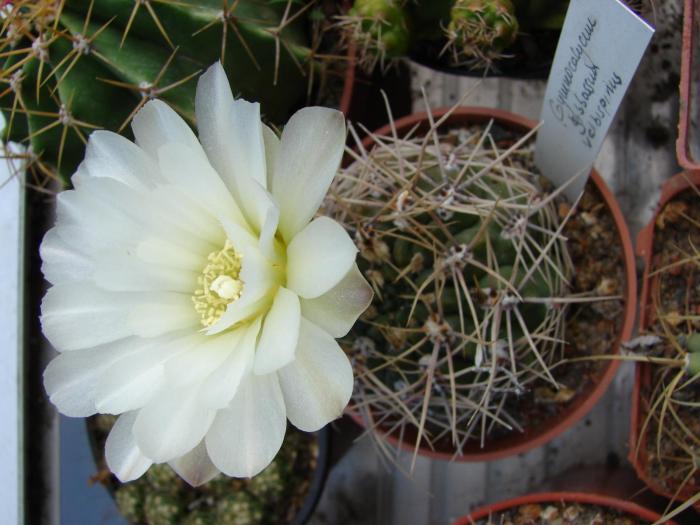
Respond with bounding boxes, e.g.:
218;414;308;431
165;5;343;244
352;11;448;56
215;492;264;525
144;491;184;525
446;0;519;65
330;122;577;447
145;464;183;495
685;333;700;375
181;510;216;525
686;352;700;376
1;0;329;183
687;332;700;355
248;457;291;503
345;0;410;69
115;482;146;523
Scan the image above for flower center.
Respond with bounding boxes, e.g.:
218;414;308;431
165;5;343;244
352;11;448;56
192;240;243;327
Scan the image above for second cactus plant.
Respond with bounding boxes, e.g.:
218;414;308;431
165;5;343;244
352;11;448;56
327;108;630;458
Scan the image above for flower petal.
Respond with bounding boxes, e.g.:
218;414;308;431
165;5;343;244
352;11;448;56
300;264;373;337
156;143;247;228
81;130;159;190
105;411;152;482
195;63;273;233
93;335;196;414
133;383;216;463
168;440;220;487
41;284;194;351
286;217;358;299
43;338;144;416
262;124;279;190
278;319;353;432
93;253;198;293
258;203;280;262
164;330;241;388
254;287;300;375
195;62;267;189
126;295;199;338
271;107;345;242
198;319;259;409
40;227;93;285
205;373;286;478
132;99;204;159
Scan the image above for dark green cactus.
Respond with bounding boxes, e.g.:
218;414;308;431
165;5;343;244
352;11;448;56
0;0;338;184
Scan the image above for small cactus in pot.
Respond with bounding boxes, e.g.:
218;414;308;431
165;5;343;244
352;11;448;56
326;108;621;457
344;0;410;72
0;0;344;184
444;0;519;68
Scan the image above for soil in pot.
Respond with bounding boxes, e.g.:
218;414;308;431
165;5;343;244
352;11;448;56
465;498;664;525
87;415;322;525
633;180;700;502
328;109;632;459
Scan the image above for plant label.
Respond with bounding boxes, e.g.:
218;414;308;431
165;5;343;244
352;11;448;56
535;0;654;200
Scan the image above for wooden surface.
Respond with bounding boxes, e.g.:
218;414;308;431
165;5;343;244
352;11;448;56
310;2;689;524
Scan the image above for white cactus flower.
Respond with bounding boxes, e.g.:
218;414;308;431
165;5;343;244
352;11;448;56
40;62;373;485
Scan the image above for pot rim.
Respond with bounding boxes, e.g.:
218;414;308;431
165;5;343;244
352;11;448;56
630;170;700;502
348;106;637;461
451;491;676;524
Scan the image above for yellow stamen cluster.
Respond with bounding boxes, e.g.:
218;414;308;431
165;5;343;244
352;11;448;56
192;240;244;327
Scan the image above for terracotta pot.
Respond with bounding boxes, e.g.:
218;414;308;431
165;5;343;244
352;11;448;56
677;0;699;171
349;107;637;461
630;170;700;504
338;29;357;117
452;492;677;524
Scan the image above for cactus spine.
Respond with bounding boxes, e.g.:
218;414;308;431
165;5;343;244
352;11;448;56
327;111;617;453
1;0;337;184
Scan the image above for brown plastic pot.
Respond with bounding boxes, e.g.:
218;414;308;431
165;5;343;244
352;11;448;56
630;170;700;504
349;107;637;461
452;492;677;524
